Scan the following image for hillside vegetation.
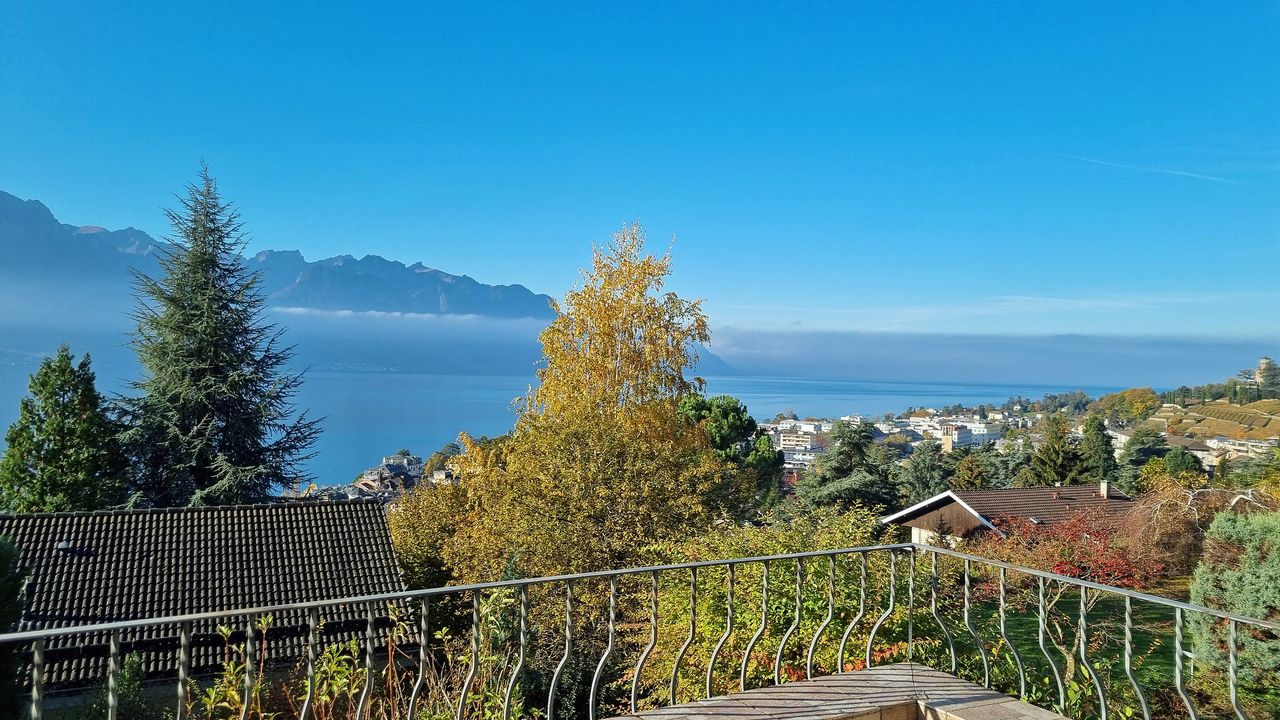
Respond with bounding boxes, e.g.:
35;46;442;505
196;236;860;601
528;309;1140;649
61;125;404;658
1153;401;1280;440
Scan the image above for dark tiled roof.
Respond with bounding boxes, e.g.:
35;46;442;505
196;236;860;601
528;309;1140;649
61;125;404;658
0;499;405;688
1164;435;1212;452
953;486;1135;526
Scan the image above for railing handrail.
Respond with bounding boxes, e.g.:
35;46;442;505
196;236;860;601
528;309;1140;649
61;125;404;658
0;542;915;644
3;540;1278;645
922;544;1280;631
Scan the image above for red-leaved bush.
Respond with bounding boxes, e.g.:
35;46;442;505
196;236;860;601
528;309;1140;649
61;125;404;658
966;510;1159;589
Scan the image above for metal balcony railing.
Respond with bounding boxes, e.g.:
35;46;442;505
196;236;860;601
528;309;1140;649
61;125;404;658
3;542;1279;720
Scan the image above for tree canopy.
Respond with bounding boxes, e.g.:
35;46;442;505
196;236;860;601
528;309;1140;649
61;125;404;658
121;169;320;506
0;346;126;512
1028;413;1079;487
1117;424;1168;494
1076;414;1118;487
900;440;947;503
795;420;900;511
679;394;783;505
432;224;758;583
1191;511;1280;707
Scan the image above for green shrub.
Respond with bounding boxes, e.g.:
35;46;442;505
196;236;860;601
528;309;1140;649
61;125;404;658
638;506;901;705
88;652;151;718
1190;511;1280;713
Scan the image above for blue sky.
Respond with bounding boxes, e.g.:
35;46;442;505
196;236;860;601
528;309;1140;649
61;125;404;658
2;2;1277;336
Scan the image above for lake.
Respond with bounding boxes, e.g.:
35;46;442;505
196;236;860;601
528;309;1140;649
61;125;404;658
0;353;1119;485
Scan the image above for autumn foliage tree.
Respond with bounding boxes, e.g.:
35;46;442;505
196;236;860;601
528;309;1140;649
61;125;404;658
963;510;1157;706
1120;461;1279;574
438;224;757;583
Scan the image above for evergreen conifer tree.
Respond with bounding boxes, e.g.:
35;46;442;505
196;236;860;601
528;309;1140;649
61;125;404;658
1163;446;1204;475
122;169;320;506
949;452;991;490
1117;424;1167;494
0;346;126;512
899;440;948;503
1077;414;1118;487
1029;413;1079;486
796;420;900;510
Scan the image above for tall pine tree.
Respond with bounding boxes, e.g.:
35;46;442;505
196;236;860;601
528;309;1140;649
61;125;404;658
899;440;948;503
1077;414;1118;487
122;169;320;506
0;346;127;512
1028;413;1079;487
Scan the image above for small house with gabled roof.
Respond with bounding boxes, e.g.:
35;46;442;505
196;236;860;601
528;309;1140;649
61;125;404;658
880;483;1136;543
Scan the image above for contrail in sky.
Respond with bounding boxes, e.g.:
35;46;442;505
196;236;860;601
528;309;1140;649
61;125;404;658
1054;152;1237;183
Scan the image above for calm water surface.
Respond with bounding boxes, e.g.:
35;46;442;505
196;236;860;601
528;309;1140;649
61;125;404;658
0;356;1119;485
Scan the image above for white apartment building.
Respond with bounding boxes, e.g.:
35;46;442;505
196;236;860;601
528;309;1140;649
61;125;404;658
783;448;823;470
778;432;825;451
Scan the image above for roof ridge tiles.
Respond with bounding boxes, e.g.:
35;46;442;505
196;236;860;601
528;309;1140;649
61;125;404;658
0;496;383;521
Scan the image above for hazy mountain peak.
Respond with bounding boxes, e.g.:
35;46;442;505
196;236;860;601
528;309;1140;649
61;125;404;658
254;249;307;263
1;189;556;320
0;191;59;234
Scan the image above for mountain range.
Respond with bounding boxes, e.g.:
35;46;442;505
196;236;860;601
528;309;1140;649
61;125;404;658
0;190;555;321
0;190;733;377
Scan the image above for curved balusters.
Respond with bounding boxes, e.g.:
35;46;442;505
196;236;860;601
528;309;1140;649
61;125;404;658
929;551;956;673
457;594;481;720
17;541;1280;720
1174;607;1200;720
298;610;317;720
806;556;835;679
503;587;528;720
1078;588;1107;720
1037;577;1064;711
1228;619;1246;720
670;567;698;703
589;576;618;720
632;571;659;711
547;581;575;719
355;606;376;719
177;621;192;720
865;550;897;667
997;567;1027;697
740;562;769;691
837;553;867;672
408;597;430;719
962;558;990;687
707;564;734;697
108;629;120;720
1122;596;1152;720
774;558;803;685
30;637;44;720
240;616;256;720
906;551;916;662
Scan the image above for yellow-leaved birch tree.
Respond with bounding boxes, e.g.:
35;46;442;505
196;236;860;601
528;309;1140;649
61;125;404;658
442;223;754;583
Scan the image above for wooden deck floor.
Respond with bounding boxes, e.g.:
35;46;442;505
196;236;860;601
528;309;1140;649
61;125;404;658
611;663;1066;720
